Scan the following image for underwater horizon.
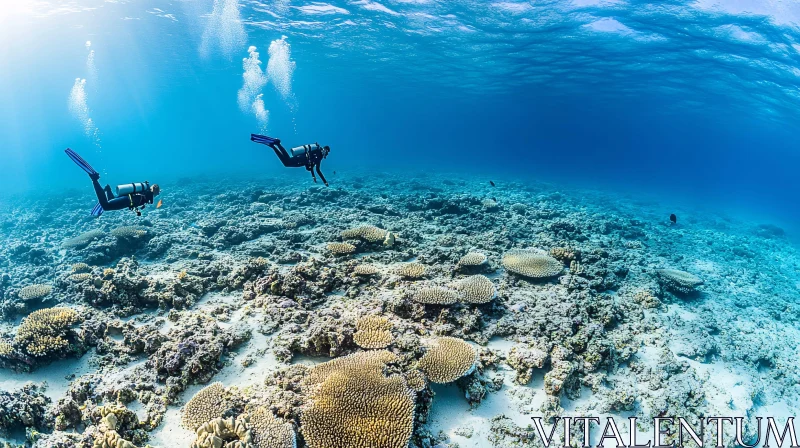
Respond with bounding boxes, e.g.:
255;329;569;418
2;1;800;448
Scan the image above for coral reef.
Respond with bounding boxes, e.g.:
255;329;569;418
248;407;295;448
412;286;458;305
352;315;393;349
502;249;563;279
19;284;53;301
451;275;496;304
182;382;230;430
63;229;105;249
191;416;253;448
13;307;83;358
326;242;356;255
341;225;387;243
396;263;426;279
352;264;378;276
656;268;704;294
456;252;487;268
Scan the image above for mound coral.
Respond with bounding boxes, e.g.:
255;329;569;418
302;350;415;448
353;316;393;349
249;407;295;448
92;413;138;448
451;275;496;304
181;382;229;431
656;269;704;294
327;242;356;255
481;199;499;211
111;226;149;238
502;249;563;279
19;284;52;301
341;225;387;243
457;252;487;267
14;307;81;357
412;286;458;305
549;247;580;263
71;262;92;273
352;264;378;276
192;416;253;448
63;229;104;249
417;337;477;383
396;263;426;279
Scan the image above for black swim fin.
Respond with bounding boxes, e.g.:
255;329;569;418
65;148;98;176
251;134;280;146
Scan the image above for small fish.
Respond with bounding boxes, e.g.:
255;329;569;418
669;213;677;224
157;199;163;209
333;171;336;175
489;181;495;187
492;197;497;202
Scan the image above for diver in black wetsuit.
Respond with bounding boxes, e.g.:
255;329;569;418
250;134;331;186
65;148;160;217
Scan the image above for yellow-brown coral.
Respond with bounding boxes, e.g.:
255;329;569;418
71;262;92;273
412;286;458;306
417;337;477;383
327;242;356;255
14;307;80;357
502;249;563;279
69;273;93;282
191;416;253;448
404;369;427;392
396;263;426;279
352;264;379;276
341;225;388;243
451;275;496;304
0;340;13;357
457;252;487;267
549;247;580;263
92;414;138;448
249;407;295;448
656;269;704;294
63;229;105;249
182;382;229;431
353;316;393;349
302;350;415;448
19;284;53;301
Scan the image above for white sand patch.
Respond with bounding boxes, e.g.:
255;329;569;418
0;353;96;403
148;406;195;447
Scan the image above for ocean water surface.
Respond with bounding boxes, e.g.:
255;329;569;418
1;1;800;447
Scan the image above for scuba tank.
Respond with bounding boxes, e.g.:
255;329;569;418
116;181;150;196
290;144;320;157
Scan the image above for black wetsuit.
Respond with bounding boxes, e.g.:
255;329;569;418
270;142;329;186
92;177;154;212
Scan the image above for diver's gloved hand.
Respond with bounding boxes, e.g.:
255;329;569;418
89;172;100;181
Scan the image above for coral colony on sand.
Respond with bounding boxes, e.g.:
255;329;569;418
1;173;800;448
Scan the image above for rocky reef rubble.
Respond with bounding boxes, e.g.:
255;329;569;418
0;173;798;447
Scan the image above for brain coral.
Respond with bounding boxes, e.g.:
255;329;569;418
14;307;80;357
72;262;92;273
249;407;295;448
502;249;563;279
327;242;356;255
452;275;496;304
412;286;458;306
191;416;253;448
63;229;105;249
457;252;487;267
396;263;426;279
111;226;149;238
19;284;52;301
417;337;477;384
341;225;388;243
656;269;704;294
352;264;379;276
302;350;415;448
353;316;393;349
181;382;229;431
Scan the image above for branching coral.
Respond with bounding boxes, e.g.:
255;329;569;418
451;275;496;304
191;416;253;448
396;263;426;279
69;273;93;282
302;350;415;448
352;264;378;276
19;284;52;301
353;316;393;349
327;242;356;255
14;307;81;357
248;407;295;448
341;225;388;243
656;269;704;294
457;252;487;268
412;286;458;305
181;382;229;431
417;337;477;383
404;369;427;392
502;249;563;279
63;229;105;248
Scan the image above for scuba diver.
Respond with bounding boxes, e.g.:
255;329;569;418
65;148;161;217
250;134;331;186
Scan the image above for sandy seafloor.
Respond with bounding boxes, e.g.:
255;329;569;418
0;170;798;448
